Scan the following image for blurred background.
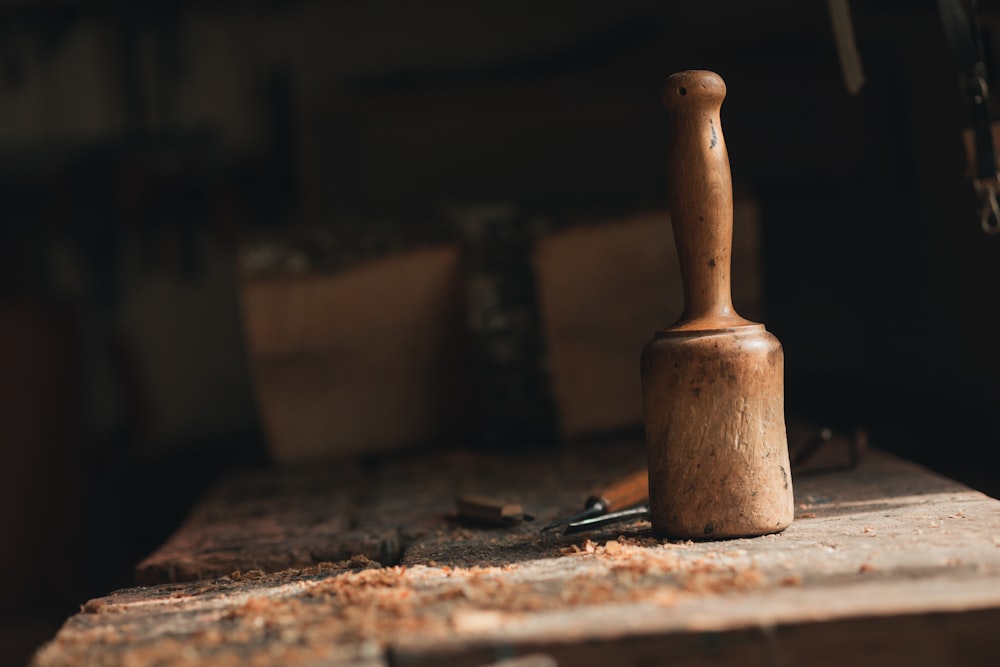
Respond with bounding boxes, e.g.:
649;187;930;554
3;0;1000;662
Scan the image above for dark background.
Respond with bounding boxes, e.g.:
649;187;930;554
3;1;1000;663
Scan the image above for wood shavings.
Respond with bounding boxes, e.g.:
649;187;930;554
39;537;784;667
555;536;769;598
681;565;764;594
38;447;1000;667
80;599;106;614
559;536;662;559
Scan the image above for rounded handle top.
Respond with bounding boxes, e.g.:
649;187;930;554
663;70;727;113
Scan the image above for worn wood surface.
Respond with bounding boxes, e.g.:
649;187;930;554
133;461;399;586
136;442;648;583
35;439;1000;666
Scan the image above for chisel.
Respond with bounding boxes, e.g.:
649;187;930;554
540;468;648;533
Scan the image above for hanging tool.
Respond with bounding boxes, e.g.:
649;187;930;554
640;70;794;540
937;0;1000;234
828;0;866;96
540;469;648;534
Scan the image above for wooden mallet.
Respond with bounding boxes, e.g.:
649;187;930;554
641;70;794;540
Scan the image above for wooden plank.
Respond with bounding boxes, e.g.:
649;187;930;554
532;202;761;439
239;244;472;463
39;445;1000;666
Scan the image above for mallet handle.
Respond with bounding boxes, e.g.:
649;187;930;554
663;70;753;333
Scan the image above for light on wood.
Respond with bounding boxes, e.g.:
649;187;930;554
641;70;794;539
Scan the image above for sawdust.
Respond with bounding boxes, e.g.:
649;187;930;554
206;539;772;646
36;539;787;667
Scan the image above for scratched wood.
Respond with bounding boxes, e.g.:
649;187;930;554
133;461;393;585
35;442;1000;666
135;440;648;583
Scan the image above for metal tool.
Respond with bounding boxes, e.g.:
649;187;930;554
937;0;1000;234
540;468;648;534
563;505;650;535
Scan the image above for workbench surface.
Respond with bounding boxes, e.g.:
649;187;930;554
32;440;1000;666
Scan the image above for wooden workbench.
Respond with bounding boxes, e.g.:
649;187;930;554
31;438;1000;666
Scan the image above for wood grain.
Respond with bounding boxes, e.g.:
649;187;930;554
641;71;793;539
35;447;1000;667
134;462;398;585
239;244;472;463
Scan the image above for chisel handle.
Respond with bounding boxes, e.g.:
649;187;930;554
588;468;649;512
